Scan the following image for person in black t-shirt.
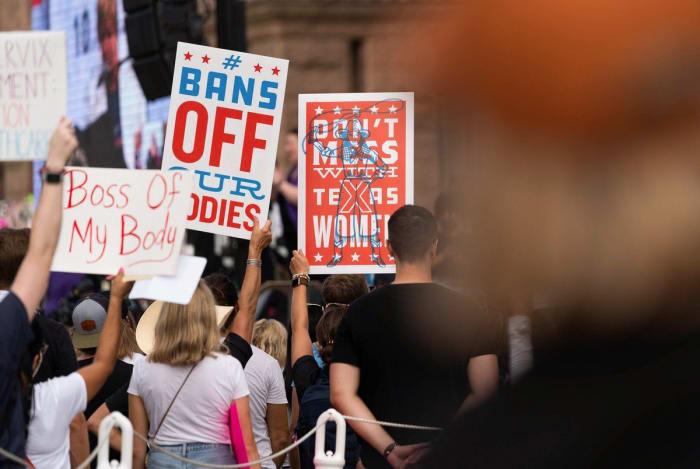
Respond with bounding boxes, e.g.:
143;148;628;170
330;205;501;469
0;119;77;467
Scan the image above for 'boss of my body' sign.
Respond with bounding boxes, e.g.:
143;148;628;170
51;167;191;276
161;42;288;239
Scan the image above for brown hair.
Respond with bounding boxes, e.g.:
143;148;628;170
117;319;142;360
388;205;438;263
321;275;369;305
0;228;29;289
316;304;348;363
252;319;287;369
148;281;226;366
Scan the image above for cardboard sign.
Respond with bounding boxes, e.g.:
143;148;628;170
161;42;288;239
51;167;192;276
298;92;414;274
129;255;207;305
0;31;67;161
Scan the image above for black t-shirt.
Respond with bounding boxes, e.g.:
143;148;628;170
79;358;134;418
0;292;33;467
105;381;129;417
292;355;324;402
224;332;253;368
331;283;502;469
33;315;78;383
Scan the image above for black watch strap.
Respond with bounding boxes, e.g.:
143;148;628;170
384;442;398;459
42;171;63;184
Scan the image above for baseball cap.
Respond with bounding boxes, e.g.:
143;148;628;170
71;295;109;349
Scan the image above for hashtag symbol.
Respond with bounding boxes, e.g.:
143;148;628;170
222;54;242;70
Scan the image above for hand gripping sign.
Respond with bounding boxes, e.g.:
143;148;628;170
299;93;414;274
161;42;288;239
51;167;192;276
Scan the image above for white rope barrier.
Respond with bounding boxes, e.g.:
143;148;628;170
0;410;443;469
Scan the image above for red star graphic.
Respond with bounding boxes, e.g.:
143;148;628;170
201;54;210;64
184;51;192;61
271;66;280;76
254;63;262;73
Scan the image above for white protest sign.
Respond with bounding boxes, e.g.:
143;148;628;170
161;41;288;239
51;167;192;276
0;31;66;161
129;255;207;305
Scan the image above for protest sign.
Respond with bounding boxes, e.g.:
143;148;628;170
51;167;192;276
161;41;288;239
298;92;414;274
130;255;207;305
0;31;66;161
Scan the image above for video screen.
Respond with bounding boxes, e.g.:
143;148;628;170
31;0;169;170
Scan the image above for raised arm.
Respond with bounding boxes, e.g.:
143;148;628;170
230;218;271;343
11;117;77;318
77;270;133;400
289;250;312;365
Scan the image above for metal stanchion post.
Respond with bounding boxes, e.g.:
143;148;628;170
313;409;346;469
96;411;133;469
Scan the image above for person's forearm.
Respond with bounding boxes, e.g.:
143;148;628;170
93;296;122;368
69;413;89;468
278;181;298;205
291;285;308;334
332;393;394;455
270;433;288;468
232;244;263;343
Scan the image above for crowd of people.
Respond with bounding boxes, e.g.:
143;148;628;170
0;119;503;469
7;2;700;467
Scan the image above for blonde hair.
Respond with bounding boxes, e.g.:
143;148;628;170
118;319;141;360
149;281;226;366
252;319;287;369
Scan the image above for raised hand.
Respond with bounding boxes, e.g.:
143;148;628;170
290;250;310;276
249;217;272;258
46;116;78;170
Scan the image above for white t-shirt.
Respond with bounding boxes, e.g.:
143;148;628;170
26;372;88;469
245;346;288;469
127;353;249;445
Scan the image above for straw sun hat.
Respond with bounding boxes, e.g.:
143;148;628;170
135;301;234;354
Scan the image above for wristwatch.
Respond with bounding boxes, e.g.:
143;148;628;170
291;274;310;288
39;165;64;184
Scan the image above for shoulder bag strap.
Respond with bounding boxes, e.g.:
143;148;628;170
151;362;198;442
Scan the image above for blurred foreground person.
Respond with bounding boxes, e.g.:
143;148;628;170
411;0;700;467
331;205;500;469
128;282;260;469
0;118;77;467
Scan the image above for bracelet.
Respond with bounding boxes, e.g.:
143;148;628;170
292;273;310;281
383;442;398;459
246;258;262;267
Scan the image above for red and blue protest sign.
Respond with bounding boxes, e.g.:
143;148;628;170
162;42;288;239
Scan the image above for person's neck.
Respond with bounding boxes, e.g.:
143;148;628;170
392;262;432;284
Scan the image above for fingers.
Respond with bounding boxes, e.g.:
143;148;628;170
263;219;271;231
252;216;260;230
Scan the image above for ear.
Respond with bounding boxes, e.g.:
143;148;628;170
386;239;396;260
430;239;438;259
